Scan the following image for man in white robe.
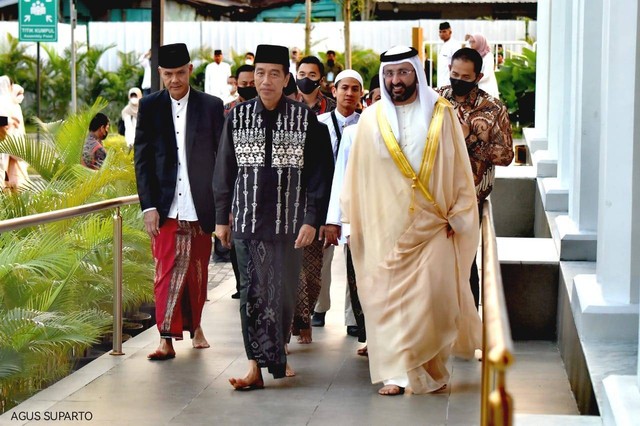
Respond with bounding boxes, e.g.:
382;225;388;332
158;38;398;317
437;22;463;88
341;46;481;396
204;49;232;100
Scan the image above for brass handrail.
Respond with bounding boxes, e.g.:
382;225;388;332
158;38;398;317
480;198;515;426
0;195;140;356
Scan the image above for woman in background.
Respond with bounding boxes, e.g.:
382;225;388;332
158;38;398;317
468;34;500;98
121;87;141;149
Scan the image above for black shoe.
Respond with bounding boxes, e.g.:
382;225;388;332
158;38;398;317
311;311;326;327
231;292;240;299
346;326;360;337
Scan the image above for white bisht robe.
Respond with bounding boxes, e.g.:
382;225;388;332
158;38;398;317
341;96;481;394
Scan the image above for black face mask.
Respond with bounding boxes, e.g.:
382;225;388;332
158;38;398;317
237;86;257;101
296;77;321;95
327;59;335;67
450;78;477;97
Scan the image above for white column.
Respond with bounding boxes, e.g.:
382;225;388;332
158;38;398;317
596;0;639;305
524;0;551;158
533;0;550;136
546;0;572;161
568;0;601;233
634;0;640;385
556;0;577;189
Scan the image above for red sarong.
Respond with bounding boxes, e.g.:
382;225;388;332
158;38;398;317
152;219;212;339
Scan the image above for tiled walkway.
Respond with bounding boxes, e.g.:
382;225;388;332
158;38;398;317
1;250;594;425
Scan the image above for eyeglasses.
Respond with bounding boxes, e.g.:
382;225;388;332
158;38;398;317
383;69;415;78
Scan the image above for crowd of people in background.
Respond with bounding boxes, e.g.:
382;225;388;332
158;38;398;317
1;22;513;397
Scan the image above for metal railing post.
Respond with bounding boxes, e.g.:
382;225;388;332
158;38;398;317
480;214;489;426
111;206;124;356
479;199;514;426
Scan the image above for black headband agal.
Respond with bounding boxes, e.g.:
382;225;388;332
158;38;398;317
380;47;419;63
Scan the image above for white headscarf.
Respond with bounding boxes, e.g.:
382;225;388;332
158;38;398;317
378;46;440;142
123;87;142;117
12;84;24;104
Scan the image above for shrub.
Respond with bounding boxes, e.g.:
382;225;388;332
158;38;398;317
496;46;536;127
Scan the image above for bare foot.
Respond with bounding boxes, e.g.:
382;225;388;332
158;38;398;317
378;385;405;396
356;345;368;356
285;362;296;377
229;360;264;391
192;326;210;349
148;338;175;360
297;328;312;344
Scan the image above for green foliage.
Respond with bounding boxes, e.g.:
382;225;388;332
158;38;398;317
317;48;381;90
0;101;153;412
0;308;110;412
0;38;142;128
496;47;536;126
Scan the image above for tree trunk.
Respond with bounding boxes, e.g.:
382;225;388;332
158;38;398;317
344;1;351;68
305;0;312;54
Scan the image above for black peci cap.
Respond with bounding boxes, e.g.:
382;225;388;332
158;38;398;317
158;43;191;68
254;44;289;69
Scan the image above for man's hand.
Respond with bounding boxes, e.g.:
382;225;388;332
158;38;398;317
143;210;160;238
216;224;232;249
322;224;341;248
295;224;316;249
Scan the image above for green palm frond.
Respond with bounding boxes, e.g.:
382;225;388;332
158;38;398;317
0;308;110;352
0;348;23;379
0;134;63;181
0;230;74;284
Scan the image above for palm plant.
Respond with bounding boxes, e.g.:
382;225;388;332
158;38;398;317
0;100;154;412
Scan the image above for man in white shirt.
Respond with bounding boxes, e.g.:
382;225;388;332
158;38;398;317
134;43;225;360
300;70;363;341
437;22;463;88
204;49;232;100
289;47;301;79
139;49;151;95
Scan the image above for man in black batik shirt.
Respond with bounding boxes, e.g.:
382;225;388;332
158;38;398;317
214;44;333;390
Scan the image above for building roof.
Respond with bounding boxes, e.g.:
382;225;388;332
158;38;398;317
376;0;536;3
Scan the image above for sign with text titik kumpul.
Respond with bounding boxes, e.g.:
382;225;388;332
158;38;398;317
19;0;58;42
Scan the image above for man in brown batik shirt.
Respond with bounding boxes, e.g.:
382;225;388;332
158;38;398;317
437;47;514;308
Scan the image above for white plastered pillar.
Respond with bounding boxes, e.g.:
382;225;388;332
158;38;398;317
523;0;551;154
553;0;601;261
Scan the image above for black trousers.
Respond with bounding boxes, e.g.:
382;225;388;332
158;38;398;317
234;238;302;378
469;202;484;309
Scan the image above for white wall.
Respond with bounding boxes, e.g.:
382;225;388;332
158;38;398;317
0;19;536;72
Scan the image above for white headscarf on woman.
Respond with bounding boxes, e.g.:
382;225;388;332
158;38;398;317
378;46;440;144
13;84;25;104
122;87;142;117
0;76;24;135
0;75;13;117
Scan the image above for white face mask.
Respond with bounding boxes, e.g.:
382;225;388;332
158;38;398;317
245;59;254;65
129;97;139;106
15;94;24;104
228;84;236;94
